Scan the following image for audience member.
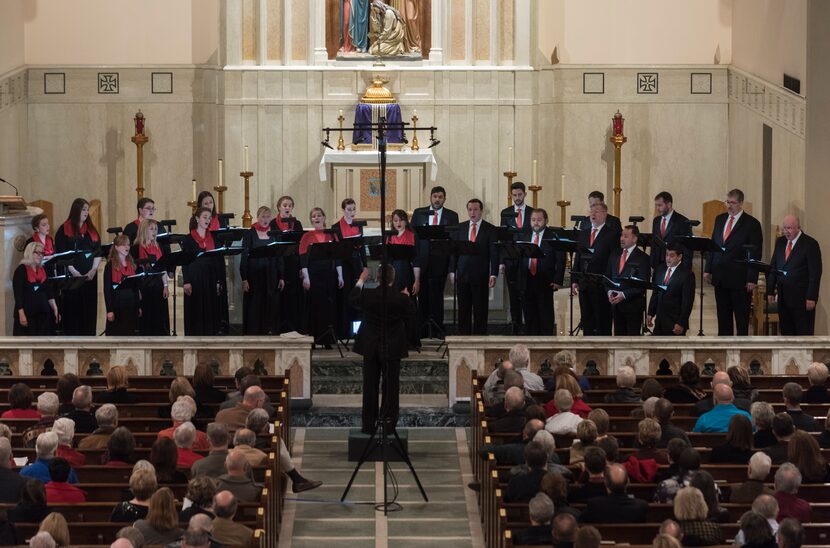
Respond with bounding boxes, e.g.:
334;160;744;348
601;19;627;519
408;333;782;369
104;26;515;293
193;363;227;405
654;437;690;484
192;423;230;478
52;417;85;467
105;426;137;466
511;493;554;545
503;442;548;502
220;373;276;417
232;428;268;467
245;408;272;449
652;398;690;447
508;344;545;391
38;513;70;548
631;396;660;420
181;476;217;522
540;472;580;520
56;373;80;415
659;519;683;542
737;511;777;548
586;409;610;440
22;392;60;447
64;385;98;433
545;373;591;419
818;409;830;449
547;351;591;392
552;513;578;548
133;488;185;545
663;362;706;404
802;362;830;403
574;525;601;548
174;422;205;469
45;457;86;504
730;452;774;503
479;419;545;466
710;414;754;464
150;437;188;484
788;430;830;483
8;479;48;523
216;385;267;435
0;437;25;502
21;432;78;484
115;525;145;548
728;365;759;403
764;413;795;464
157;400;210;450
692;384;752;433
673;486;724;546
689;470;726;522
603;366;640;403
582;464;648;523
651;534;682;548
94;366;135;404
694;370;751;416
28;532;55;548
752;401;777;448
568;419;598;465
597;436;619;465
216;450;263;502
773;463;811;523
569;447;607;502
631;418;669;464
489;370;531;418
3;383;40;419
525;404;547;423
776;518;805;548
734;494;780;545
782;383;819;431
654;448;700;503
544;390;582;435
483;360;513;406
492;386;528;435
78;404;118;450
211;491;254;546
111;468;156;522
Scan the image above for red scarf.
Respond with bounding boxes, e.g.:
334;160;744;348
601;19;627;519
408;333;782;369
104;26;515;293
388;229;415;246
190;229;215;251
299;229;332;255
133;218;141;226
208;216;220;232
26;265;46;284
62;220;99;243
111;261;136;284
32;233;54;256
254;223;270;235
338;217;360;238
275;216;295;232
138;243;162;262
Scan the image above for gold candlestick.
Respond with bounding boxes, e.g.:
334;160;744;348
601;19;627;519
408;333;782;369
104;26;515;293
610;110;627;218
503;171;517;207
213;183;228;213
556;200;571;228
187;200;198;215
410;112;420;151
131;111;148;200
528;185;543;208
240;171;253;228
337;112;346;151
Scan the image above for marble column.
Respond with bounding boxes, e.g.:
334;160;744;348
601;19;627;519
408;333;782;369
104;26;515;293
222;0;243;66
0;207;38;335
311;0;328;65
429;0;446;64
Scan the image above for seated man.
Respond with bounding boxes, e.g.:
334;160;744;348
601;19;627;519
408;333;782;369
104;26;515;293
191;422;230;478
232;428;267;468
211;490;254;546
20;432;79;484
782;382;819;431
582;464;648;523
764;413;795;464
64;385;98;433
53;417;85;468
802;362;830;403
503;441;548;502
692;384;751;433
158;399;210;450
568;447;608;503
512;493;555;546
694;370;751;416
773;464;811;523
603;366;640;403
544;390;582;435
78;404;118;450
483;360;513;406
245;408;272;450
220;373;276;417
216;450;262;503
734;494;779;545
22;392;60;448
478;419;544;466
491;386;527;436
216;386;267;436
730;451;775;503
552;512;578;548
483;344;545;394
654;437;690;484
777;518;806;548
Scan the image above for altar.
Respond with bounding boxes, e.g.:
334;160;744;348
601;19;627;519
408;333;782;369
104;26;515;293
319;149;438;223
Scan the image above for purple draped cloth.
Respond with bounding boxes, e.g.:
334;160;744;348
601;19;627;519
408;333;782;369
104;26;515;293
352;103;403;146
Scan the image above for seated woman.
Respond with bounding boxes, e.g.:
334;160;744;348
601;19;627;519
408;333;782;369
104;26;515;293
192;362;226;405
728;365;759;403
45;457;86;504
37;512;71;548
673;486;724;546
150;437;188;484
632;418;669;464
544;374;591;419
56;374;80;415
788;430;830;483
710;414;754;464
690;470;728;523
111;468;156;522
104;427;136;467
180;475;217;521
2;383;41;419
664;361;706;404
52;417;85;468
568;419;598;466
751;401;777;449
133;487;185;545
94;365;135;404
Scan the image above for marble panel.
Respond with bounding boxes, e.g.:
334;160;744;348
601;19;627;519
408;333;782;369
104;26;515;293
649;351;682;375
78;350;110;376
242;349;275;375
322;71;357;99
152;350;185;376
773;349;814;375
0;349;20;376
32;350;64;376
740;350;771;374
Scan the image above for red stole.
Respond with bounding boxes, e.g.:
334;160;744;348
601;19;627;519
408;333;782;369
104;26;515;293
299;230;331;255
208;216;220;232
32;233;54;256
254;223;270;236
388;229;415;246
111;261;136;284
133;218;141;226
338;217;360;238
275;216;294;232
190;229;215;251
138;243;162;262
62;220;99;243
26;265;46;284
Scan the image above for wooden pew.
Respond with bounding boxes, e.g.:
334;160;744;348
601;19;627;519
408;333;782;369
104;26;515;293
0;501;264;522
0;375;284;391
13;521;263;546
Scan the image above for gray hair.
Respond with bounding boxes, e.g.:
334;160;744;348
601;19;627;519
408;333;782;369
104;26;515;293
807;362;829;386
188;513;214;533
171;399;194;423
35;431;59;459
29;532;57;548
748;451;772;481
504;386;525;411
774;463;802;494
233;428;256;447
95;403;118;427
206;422;229;448
0;437;11;468
174;422;196;449
528;492;555;524
752;494;779;520
72;385;92;409
616;366;636;388
116;526;145;548
532;429;556;460
246;408;270;434
508;344;531;369
751;401;775;429
181;527;209;547
132;459;155;475
0;423;11;441
52;417;76;445
642;396;660;418
554;388;573;412
37;392;59;416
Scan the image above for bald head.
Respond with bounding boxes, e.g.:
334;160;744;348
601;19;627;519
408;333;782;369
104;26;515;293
504;386;525;411
225;449;250;475
711;371;731;387
110;540;133;548
604;463;629;494
782;215;801;241
714;383;734;404
213;490;239;519
188;513;213;533
242;386;266;407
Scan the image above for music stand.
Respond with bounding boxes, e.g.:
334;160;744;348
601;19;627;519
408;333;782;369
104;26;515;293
210;227;248;246
42;273;86;335
546;237;583;336
737;257;776;335
247;241;299;260
153;249;198;336
617;275;662;334
675;235;723;336
428;239;478;357
413;225;452;342
308;238;358;357
269;229;304;243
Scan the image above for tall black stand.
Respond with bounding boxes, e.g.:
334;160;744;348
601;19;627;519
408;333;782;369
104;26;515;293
675;235;722;337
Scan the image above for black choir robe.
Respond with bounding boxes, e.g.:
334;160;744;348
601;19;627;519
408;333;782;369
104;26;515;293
332;218;367;339
103;262;140;336
270;217;304;333
181;233;224;336
130;243;170;336
12;265;55;336
240;227;283;335
299;230;339;344
54;223;100;336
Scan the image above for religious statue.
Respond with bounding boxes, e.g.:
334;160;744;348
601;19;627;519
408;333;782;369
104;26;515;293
389;0;420;52
369;0;406;56
341;0;369;53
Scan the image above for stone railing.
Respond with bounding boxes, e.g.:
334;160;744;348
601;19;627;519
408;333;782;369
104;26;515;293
446;336;830;406
0;336;314;401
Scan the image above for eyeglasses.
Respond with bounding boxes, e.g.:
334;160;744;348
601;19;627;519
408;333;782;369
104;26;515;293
725;200;740;206
33;251;43;255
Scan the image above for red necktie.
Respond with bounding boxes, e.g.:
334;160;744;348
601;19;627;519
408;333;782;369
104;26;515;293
785;240;793;261
618;248;628;274
432;211;438;226
516;209;522;229
723;216;734;241
589;227;598;246
470;222;477;242
660;217;667;237
663;266;672;285
530;232;540;276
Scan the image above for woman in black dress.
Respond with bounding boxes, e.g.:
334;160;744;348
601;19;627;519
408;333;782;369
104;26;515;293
300;208;343;346
13;242;59;335
193;191;229;333
332;198;367;340
241;206;284;335
386;209;421;348
182;207;224;336
271;195;304;333
104;234;140;336
28;214;56;275
132;218;170;335
54;198;101;335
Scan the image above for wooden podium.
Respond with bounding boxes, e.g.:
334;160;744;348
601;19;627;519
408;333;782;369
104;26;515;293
0;196;26;215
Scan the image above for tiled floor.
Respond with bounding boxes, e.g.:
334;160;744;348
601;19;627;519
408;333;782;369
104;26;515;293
279;428;484;548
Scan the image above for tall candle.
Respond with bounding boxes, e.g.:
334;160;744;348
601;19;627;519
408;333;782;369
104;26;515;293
192;179;196;202
244;146;249;172
532;160;538;186
413;109;417;118
339;109;343;117
508;146;514;172
218;159;224;187
561;174;565;198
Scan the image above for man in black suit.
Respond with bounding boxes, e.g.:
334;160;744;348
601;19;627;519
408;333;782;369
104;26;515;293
650;191;692;270
704;188;763;336
648;244;696;336
449;198;500;335
581;464;648;524
411;186;460;338
0;438;24;503
572;203;621;336
766;215;822;335
499;182;534;335
578;191;623;233
349;265;416;434
503;441;548;502
520;208;565;335
607;225;651;336
512;492;555;546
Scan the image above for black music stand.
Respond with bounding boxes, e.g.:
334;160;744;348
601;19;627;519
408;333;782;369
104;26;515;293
675;235;722;336
737;256;776;335
211;227;248;246
413;225;452;342
308;238;357;357
428;239;478;356
546;237;583;336
247;241;299;260
42;273;86;335
153;249;197;337
617;275;662;334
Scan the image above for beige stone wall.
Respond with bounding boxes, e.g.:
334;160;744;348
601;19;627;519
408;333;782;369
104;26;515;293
0;0;25;76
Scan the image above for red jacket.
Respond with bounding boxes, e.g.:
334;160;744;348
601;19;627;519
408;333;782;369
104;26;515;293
544;397;592;419
1;409;41;419
775;491;812;523
159;427;210;451
46;481;87;504
57;445;86;468
177;448;205;469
